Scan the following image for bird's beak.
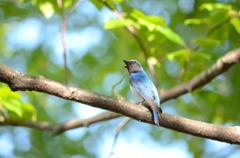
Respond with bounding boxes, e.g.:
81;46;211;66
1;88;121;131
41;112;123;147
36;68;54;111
123;60;128;68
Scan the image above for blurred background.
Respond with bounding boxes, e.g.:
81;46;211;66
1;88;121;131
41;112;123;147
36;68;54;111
0;0;240;157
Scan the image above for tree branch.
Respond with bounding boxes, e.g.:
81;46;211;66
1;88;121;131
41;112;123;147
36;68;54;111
161;48;240;102
109;117;131;158
0;111;121;135
0;48;240;144
1;119;56;132
52;111;121;135
56;0;69;84
57;0;81;84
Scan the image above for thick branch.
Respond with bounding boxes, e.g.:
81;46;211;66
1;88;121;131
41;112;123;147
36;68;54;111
0;49;240;144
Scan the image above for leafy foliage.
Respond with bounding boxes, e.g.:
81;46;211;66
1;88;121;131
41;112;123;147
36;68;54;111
0;84;36;121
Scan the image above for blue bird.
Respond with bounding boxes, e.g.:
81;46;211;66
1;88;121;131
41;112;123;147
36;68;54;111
124;60;161;126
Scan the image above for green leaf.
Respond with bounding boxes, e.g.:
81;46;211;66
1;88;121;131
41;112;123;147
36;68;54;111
0;86;20;100
156;25;185;46
2;99;23;117
0;85;36;121
167;49;190;61
131;9;165;25
131;9;185;46
192;52;212;60
167;49;211;62
200;3;232;12
91;0;120;10
90;0;105;10
112;0;123;3
21;102;37;121
231;17;240;34
39;1;55;19
184;18;207;25
131;9;165;30
104;18;134;30
193;38;221;49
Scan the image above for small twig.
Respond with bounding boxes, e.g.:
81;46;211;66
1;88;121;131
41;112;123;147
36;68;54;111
0;111;122;136
108;117;131;158
193;17;231;51
61;15;68;84
206;18;231;38
64;0;81;16
56;0;68;84
111;73;127;97
57;0;82;84
56;0;62;10
52;111;121;135
1;119;57;132
178;51;191;83
177;44;192;82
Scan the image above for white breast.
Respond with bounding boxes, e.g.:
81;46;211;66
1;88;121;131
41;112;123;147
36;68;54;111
130;84;143;100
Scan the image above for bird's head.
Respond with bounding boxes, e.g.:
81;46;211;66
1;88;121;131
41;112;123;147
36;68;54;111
123;60;143;73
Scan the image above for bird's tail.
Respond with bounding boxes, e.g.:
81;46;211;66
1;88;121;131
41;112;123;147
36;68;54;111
152;109;160;127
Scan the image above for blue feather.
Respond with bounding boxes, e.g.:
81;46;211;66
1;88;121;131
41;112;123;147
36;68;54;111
124;60;161;126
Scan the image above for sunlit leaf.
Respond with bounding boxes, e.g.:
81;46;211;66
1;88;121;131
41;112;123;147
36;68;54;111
94;0;118;10
0;86;20;100
184;18;207;25
156;25;185;46
131;9;165;27
112;0;123;3
2;99;23;117
230;17;240;34
90;0;105;10
193;38;221;49
21;102;37;121
167;49;190;61
192;52;212;60
0;85;36;121
200;3;232;11
39;1;55;19
131;9;184;46
104;18;134;30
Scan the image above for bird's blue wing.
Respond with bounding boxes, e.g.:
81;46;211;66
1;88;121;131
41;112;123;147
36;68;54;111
130;73;161;126
130;71;160;107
